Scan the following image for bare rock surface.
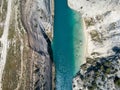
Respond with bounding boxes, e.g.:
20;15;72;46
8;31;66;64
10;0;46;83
68;0;120;90
73;47;120;90
0;0;54;90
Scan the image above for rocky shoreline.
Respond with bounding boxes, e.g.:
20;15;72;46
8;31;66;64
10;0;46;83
73;48;120;90
68;0;120;90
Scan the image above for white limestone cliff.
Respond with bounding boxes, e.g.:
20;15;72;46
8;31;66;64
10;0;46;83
68;0;120;90
68;0;120;58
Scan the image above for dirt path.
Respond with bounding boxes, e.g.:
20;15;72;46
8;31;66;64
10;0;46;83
0;0;12;89
0;0;3;13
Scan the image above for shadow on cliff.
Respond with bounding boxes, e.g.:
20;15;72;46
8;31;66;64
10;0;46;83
39;24;53;62
76;46;120;77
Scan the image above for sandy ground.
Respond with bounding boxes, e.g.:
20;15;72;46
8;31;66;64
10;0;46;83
82;18;87;63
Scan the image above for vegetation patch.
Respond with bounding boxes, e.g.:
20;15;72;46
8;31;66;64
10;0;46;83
90;30;102;43
81;63;88;71
8;23;16;39
114;76;120;87
86;57;94;64
0;27;3;37
0;0;7;22
95;15;103;22
2;40;21;90
84;17;95;27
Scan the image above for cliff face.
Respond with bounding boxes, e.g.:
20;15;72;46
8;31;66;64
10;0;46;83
68;0;120;90
0;0;54;90
69;0;120;59
73;48;120;90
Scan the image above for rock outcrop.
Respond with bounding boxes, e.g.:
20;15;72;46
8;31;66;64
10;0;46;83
68;0;120;90
0;0;54;90
73;47;120;90
69;0;120;58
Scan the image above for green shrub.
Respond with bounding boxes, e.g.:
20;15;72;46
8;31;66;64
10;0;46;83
114;76;120;87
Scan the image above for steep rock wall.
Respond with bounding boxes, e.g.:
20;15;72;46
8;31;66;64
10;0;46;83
0;0;54;90
68;0;120;90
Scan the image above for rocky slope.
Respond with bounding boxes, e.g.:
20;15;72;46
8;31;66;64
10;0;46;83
73;48;120;90
68;0;120;90
0;0;54;90
69;0;120;59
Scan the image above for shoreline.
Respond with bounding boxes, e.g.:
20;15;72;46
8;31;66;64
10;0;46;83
82;17;87;64
53;0;81;89
73;12;87;73
67;1;87;66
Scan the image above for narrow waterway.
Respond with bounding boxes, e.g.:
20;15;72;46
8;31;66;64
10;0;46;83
53;0;84;90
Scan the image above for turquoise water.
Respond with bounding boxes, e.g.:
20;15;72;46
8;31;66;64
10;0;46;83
53;0;84;90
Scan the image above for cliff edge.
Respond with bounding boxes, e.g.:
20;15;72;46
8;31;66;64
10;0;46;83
68;0;120;90
0;0;54;90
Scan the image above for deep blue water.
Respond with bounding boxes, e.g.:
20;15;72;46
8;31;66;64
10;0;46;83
53;0;84;90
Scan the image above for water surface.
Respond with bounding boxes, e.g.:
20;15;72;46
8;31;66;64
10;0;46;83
53;0;84;90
